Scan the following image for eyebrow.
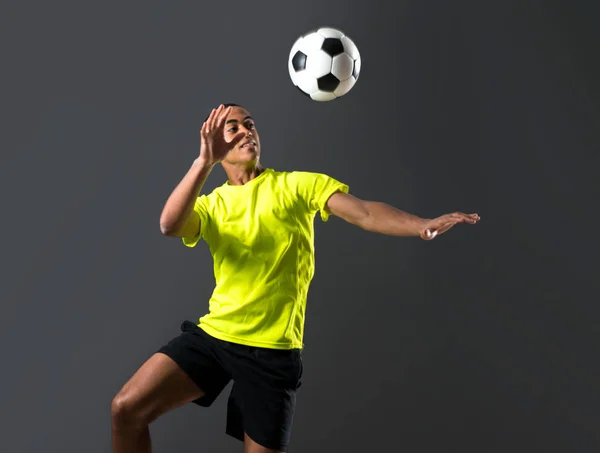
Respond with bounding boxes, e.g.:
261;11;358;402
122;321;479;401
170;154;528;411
226;115;253;125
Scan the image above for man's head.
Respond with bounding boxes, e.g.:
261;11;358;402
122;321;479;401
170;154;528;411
219;104;261;167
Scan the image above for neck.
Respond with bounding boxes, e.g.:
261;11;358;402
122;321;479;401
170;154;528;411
222;162;265;186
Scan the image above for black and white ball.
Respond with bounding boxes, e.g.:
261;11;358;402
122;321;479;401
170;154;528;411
288;27;361;102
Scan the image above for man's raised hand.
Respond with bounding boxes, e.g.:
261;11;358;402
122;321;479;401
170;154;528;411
199;105;245;165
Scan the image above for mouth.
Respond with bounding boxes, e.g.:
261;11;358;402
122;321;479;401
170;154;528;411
241;140;257;149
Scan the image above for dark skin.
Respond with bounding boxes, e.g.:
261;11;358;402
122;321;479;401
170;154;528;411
113;105;479;453
113;106;292;453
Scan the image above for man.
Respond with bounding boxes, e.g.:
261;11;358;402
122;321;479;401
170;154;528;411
111;104;479;453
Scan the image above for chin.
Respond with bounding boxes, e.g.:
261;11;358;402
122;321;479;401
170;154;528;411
236;147;259;158
225;152;260;165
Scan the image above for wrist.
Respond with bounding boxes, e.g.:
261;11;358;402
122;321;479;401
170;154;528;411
193;157;216;170
416;218;431;238
411;217;427;235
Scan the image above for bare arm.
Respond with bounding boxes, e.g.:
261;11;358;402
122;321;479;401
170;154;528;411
326;192;479;240
159;104;245;238
159;159;214;237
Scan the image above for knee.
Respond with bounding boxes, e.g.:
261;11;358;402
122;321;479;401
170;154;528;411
111;391;146;428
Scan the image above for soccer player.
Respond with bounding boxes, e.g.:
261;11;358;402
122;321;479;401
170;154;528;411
111;104;479;453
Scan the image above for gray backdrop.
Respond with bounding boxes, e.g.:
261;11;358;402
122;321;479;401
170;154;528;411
1;0;599;452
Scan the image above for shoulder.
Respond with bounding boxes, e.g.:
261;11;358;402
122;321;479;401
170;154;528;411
285;170;347;190
276;169;331;183
195;185;226;211
261;168;310;186
266;169;336;193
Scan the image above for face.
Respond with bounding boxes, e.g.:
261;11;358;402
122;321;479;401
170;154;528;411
223;106;261;164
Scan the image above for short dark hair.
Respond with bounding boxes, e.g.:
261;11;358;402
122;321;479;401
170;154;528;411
203;103;244;122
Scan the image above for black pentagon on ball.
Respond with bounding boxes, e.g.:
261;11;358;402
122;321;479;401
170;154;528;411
352;60;360;78
291;51;307;72
321;38;344;57
317;73;340;92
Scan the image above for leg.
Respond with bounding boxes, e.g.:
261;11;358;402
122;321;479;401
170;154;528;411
225;347;303;453
111;352;205;453
244;432;285;453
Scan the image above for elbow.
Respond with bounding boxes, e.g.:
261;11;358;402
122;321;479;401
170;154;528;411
357;201;375;231
358;214;375;232
159;217;177;236
159;223;172;236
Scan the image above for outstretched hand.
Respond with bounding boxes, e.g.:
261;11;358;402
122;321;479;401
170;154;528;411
420;212;480;240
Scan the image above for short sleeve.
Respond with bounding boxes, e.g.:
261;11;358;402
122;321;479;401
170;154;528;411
294;172;349;222
182;195;210;248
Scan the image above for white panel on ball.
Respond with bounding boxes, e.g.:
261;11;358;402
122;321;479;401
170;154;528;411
334;77;356;97
311;91;337;102
340;36;359;60
295;72;319;95
318;27;345;39
305;51;333;78
331;54;354;80
299;33;325;52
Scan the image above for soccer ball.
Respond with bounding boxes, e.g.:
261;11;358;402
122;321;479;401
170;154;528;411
288;27;361;102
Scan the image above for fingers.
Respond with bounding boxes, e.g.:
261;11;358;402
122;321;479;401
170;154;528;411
459;212;479;223
200;109;215;138
436;221;457;235
216;105;233;130
212;105;234;130
205;108;217;130
423;221;453;240
202;105;232;135
209;105;222;130
214;104;231;130
446;212;479;224
447;213;466;223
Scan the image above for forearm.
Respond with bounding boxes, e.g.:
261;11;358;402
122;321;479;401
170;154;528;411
361;201;428;236
159;158;214;235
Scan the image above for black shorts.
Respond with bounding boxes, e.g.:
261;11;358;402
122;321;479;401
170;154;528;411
157;321;303;451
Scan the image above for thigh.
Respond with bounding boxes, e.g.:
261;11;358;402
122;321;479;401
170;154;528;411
115;352;205;423
115;321;231;422
232;381;297;452
226;348;303;451
158;320;232;407
243;432;286;453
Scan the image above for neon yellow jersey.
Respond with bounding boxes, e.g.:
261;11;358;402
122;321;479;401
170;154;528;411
182;168;349;349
